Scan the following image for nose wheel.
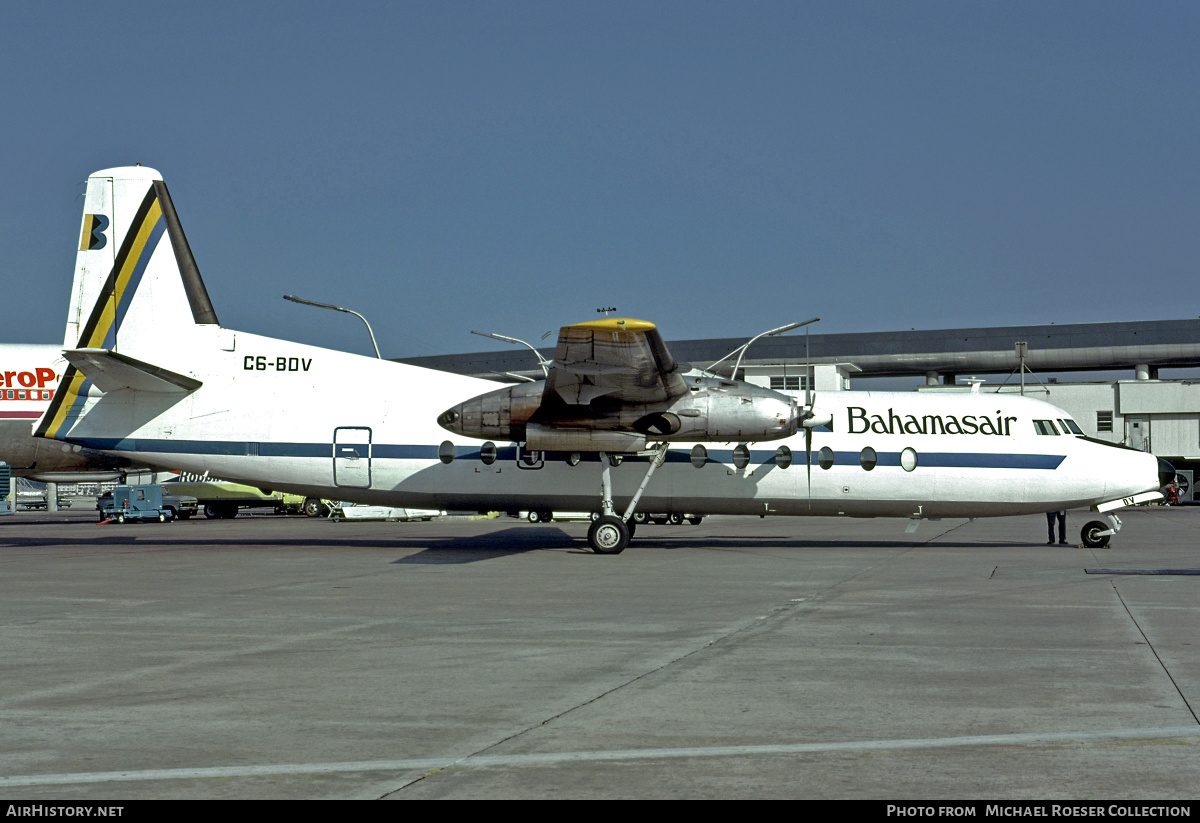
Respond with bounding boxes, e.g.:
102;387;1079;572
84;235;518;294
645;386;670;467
1081;513;1121;549
1081;520;1112;548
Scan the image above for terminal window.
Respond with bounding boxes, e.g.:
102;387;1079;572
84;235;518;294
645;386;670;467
1096;411;1114;432
770;376;804;391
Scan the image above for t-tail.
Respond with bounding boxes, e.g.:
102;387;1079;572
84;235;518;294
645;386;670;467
36;166;217;441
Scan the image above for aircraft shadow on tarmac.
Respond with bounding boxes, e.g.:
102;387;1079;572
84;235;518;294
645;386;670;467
0;521;1067;564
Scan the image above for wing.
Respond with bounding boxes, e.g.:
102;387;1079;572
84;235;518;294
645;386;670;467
545;319;688;406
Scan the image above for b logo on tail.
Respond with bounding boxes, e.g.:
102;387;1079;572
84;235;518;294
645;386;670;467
79;213;109;250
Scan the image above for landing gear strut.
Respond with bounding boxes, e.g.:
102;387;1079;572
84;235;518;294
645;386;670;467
587;444;667;554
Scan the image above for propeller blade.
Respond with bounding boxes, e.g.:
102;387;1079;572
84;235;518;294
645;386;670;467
806;424;812;509
805;322;814;509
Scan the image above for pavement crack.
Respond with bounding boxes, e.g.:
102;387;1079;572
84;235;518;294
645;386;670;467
1109;579;1200;727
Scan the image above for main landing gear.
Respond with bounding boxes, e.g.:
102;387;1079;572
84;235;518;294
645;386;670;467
587;443;667;555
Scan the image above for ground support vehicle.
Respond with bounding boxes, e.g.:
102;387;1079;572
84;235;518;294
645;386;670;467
162;480;306;518
97;488;198;521
329;503;442;521
304;497;333;517
0;462;12;516
629;512;704;525
518;510;701;525
101;485;174;523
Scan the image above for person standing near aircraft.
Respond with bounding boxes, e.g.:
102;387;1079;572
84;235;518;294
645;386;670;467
1164;482;1179;506
1046;510;1067;545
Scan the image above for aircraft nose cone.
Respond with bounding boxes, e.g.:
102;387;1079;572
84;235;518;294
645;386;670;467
437;408;461;432
1158;457;1176;489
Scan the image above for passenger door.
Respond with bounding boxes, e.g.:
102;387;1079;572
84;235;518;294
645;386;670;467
333;427;372;488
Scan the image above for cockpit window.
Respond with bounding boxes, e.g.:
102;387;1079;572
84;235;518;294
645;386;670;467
1057;418;1083;435
1033;420;1059;436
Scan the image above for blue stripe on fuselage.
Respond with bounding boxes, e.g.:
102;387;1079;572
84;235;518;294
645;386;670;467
62;437;1065;470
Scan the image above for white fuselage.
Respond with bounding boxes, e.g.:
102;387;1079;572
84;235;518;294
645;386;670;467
52;325;1161;518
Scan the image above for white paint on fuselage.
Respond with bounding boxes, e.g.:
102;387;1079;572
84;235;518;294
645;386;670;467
56;324;1161;519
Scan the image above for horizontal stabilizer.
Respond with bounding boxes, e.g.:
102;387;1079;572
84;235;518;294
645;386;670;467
64;348;202;394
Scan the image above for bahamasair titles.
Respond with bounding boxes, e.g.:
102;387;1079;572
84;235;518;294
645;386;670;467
36;166;1165;553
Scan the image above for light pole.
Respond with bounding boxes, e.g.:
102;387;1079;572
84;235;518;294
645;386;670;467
471;330;551;378
283;295;381;359
708;318;820;380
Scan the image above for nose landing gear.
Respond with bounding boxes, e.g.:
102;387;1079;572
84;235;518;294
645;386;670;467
1081;513;1122;549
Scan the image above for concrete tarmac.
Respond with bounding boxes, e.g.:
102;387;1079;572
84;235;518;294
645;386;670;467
0;507;1197;799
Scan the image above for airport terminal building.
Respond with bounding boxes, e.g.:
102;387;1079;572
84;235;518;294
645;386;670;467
401;318;1200;501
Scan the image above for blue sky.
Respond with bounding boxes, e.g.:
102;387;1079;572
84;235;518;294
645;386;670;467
1;1;1197;361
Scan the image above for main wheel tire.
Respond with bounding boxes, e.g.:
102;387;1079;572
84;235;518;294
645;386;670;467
588;515;630;555
206;501;238;519
1081;520;1111;549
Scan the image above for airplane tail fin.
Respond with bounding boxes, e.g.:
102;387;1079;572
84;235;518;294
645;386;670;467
40;166;217;439
63;166;218;350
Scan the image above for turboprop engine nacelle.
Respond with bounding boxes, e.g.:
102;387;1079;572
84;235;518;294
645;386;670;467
437;376;800;451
